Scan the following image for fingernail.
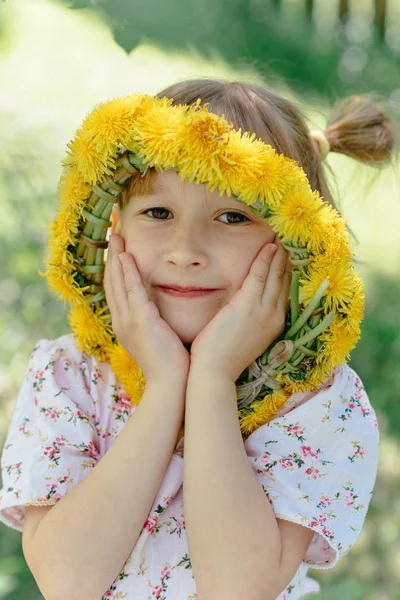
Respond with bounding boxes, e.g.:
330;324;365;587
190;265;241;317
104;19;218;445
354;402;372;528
270;244;277;253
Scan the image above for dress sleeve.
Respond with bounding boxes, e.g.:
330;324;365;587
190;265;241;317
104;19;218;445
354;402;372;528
244;364;380;570
0;338;100;533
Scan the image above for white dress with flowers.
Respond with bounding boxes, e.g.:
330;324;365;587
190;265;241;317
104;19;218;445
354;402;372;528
0;334;380;599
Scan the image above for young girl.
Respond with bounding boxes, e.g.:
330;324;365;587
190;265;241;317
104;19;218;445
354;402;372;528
0;79;394;600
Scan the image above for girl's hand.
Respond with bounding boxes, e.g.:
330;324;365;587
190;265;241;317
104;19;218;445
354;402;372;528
190;240;292;382
104;233;191;386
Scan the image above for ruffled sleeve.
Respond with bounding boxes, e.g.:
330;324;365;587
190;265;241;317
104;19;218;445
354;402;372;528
0;338;100;532
244;363;380;570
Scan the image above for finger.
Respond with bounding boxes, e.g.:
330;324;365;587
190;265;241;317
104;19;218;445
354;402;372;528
276;251;292;314
261;242;288;306
118;252;150;312
104;236;118;315
243;243;277;299
107;234;129;318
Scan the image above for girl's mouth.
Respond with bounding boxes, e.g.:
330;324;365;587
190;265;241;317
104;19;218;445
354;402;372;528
157;287;219;299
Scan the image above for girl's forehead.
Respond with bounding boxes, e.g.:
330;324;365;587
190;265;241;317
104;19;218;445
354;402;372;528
151;170;236;205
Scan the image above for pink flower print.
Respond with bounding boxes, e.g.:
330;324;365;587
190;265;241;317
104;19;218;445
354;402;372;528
318;514;327;524
300;445;319;459
279;457;294;469
286;424;305;438
33;369;46;392
87;441;100;459
318;494;332;508
43;445;58;461
321;526;334;539
345;491;355;507
361;406;371;416
92;367;103;386
160;566;171;579
347;402;356;410
169;514;186;537
309;520;319;527
348;441;365;463
144;514;159;535
151;585;163;599
44;408;58;420
305;466;321;479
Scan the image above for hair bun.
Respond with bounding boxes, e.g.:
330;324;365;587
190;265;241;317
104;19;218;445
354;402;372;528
325;95;397;163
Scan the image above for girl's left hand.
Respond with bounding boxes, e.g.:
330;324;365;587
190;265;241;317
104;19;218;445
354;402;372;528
190;240;292;382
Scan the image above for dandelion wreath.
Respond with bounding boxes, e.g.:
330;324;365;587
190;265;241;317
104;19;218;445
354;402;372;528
43;93;365;438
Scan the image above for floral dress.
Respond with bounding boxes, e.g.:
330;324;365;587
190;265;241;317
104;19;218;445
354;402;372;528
0;334;380;599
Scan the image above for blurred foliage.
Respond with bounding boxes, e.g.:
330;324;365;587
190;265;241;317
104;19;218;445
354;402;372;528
62;0;400;101
0;1;399;599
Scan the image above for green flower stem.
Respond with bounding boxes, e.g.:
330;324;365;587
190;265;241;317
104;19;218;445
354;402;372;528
299;345;318;356
290;269;300;327
93;201;114;284
293;312;336;347
290;258;311;267
260;346;271;365
285;278;330;339
281;362;299;373
289;348;302;363
290;346;318;367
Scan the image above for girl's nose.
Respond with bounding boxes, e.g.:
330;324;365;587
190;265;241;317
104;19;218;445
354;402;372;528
164;225;208;267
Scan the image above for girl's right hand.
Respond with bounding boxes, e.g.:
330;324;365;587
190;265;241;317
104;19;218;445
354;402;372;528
104;233;191;386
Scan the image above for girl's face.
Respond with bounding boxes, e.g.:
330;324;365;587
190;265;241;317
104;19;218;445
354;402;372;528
111;170;277;345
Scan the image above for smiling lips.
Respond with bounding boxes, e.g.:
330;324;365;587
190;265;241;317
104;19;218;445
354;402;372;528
157;285;219;298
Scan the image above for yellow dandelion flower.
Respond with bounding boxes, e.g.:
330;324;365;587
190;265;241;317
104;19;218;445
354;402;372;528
108;344;146;406
315;315;360;368
308;203;352;256
236;141;305;208
81;94;147;153
268;182;324;245
275;371;327;395
63;130;116;185
300;255;357;313
215;129;258;198
58;166;92;213
174;102;232;186
134;101;187;169
48;209;81;249
239;388;289;436
69;303;113;361
340;275;365;333
46;263;84;303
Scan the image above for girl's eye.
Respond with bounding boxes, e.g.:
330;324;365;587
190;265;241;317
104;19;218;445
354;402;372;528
142;207;250;224
142;207;172;220
217;211;250;224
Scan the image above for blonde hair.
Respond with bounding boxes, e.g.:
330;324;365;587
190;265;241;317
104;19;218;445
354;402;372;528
119;78;398;243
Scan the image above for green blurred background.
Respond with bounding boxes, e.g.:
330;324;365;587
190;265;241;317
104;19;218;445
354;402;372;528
0;0;399;598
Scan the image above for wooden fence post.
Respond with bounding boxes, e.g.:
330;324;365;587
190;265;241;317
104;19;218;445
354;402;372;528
338;0;350;22
374;0;387;42
305;0;314;22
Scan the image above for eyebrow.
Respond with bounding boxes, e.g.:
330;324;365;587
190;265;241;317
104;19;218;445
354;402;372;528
132;183;257;214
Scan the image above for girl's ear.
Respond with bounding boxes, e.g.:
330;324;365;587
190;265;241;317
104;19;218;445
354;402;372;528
111;205;121;234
